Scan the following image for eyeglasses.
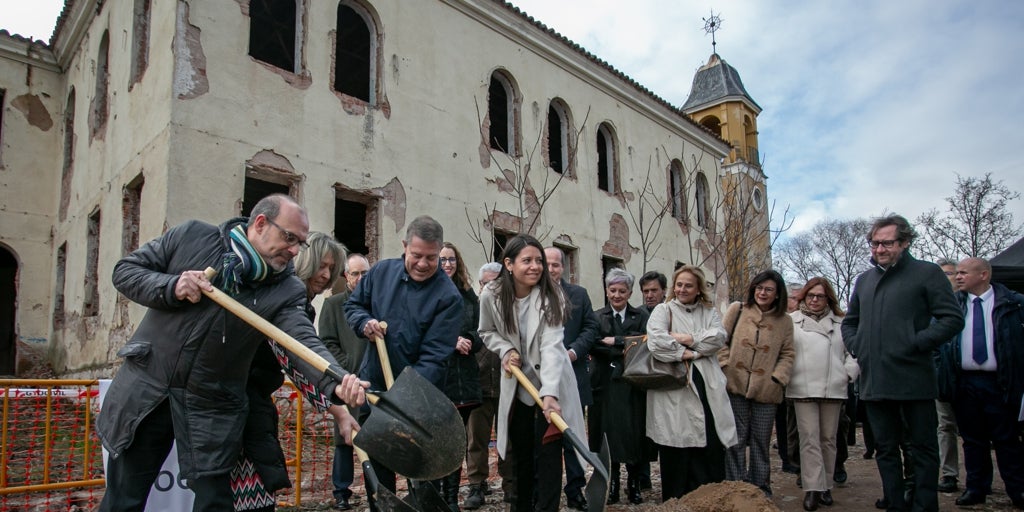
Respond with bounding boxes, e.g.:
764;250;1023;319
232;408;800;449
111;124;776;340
805;293;827;301
439;257;458;265
868;239;900;249
755;285;776;293
266;219;309;249
347;270;368;277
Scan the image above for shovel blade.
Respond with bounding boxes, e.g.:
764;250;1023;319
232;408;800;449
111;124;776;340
373;486;422;512
409;480;454;512
357;367;466;480
583;434;611;512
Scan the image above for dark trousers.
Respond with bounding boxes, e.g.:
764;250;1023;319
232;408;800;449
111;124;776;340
864;399;939;512
99;399;234;512
953;372;1024;499
562;435;586;499
510;399;562;512
332;442;354;500
658;367;726;501
835;401;849;468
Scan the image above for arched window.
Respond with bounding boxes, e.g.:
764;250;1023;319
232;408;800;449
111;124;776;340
60;89;75;221
249;0;300;73
695;172;710;228
670;159;685;221
547;99;573;175
335;1;378;103
129;0;151;88
487;71;519;154
89;31;110;139
699;115;722;137
744;115;758;164
596;122;618;193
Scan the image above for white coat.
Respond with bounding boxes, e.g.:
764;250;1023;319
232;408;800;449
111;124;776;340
478;283;587;467
787;310;860;400
645;300;738;449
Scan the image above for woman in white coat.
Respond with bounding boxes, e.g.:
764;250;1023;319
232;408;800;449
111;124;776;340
478;234;586;512
646;265;738;501
787;277;859;511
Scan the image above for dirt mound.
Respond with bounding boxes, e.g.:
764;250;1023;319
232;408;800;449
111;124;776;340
660;481;780;512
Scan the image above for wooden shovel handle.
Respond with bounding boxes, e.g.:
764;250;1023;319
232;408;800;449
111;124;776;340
373;322;394;389
508;365;569;432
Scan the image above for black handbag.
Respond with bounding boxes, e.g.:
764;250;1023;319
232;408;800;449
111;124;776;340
620;311;688;390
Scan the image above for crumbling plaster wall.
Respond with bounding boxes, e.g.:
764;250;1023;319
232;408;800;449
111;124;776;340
0;49;63;372
167;0;727;304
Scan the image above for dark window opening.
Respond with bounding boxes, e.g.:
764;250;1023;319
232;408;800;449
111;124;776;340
0;89;5;166
122;175;144;256
670;160;684;221
90;31;110;139
695;172;710;228
488;77;509;152
335;3;371;102
249;0;298;72
547;105;564;173
555;244;579;285
491;231;511;264
0;248;17;375
129;0;151;88
700;116;722;137
600;255;624;306
84;210;101;317
60;90;75;221
242;177;291;217
597;127;611;192
333;197;368;256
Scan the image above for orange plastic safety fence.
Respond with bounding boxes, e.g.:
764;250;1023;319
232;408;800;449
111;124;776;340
0;379;349;510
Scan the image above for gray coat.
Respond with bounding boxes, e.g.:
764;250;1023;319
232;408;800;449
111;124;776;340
97;219;343;479
841;252;964;401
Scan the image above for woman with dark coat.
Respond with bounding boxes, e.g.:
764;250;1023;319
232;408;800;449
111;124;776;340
590;268;651;505
437;241;483;510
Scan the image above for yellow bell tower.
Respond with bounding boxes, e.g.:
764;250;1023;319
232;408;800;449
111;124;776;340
681;15;771;300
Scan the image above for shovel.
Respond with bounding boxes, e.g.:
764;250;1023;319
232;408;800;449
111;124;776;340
508;365;610;512
199;267;464;481
372;333;461;512
352;431;420;512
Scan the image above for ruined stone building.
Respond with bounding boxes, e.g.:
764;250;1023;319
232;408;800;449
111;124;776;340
0;0;768;376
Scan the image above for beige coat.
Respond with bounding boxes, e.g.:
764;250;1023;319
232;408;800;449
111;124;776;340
787;310;860;400
478;283;587;467
646;300;738;449
719;302;795;404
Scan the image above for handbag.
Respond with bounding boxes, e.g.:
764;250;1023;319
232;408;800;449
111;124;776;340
620;310;688;390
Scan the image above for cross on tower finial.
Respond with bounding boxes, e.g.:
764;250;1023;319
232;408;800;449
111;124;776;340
703;10;723;54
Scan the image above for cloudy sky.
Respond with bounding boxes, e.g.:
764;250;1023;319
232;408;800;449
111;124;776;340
3;0;1022;235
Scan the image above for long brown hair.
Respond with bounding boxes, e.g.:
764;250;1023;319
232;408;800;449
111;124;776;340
442;241;471;291
800;277;845;317
494;235;566;333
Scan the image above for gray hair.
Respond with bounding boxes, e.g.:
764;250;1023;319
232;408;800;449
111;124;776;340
294;232;345;286
345;253;369;272
405;215;444;245
935;258;957;268
478;261;503;281
604;267;634;290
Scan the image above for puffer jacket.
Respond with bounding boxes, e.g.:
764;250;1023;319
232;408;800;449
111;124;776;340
786;310;860;400
96;219;343;479
719;302;795;404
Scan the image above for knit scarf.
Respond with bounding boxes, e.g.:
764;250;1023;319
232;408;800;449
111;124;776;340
217;225;271;296
799;303;828;322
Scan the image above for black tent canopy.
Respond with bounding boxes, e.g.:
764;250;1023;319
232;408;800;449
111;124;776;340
991;237;1024;293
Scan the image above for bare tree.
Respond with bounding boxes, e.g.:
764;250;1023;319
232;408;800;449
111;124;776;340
775;218;873;307
915;172;1022;261
621;155;672;274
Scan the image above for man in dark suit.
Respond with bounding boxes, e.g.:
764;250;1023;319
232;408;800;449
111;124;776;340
946;257;1024;509
545;247;599;511
638;271;667;314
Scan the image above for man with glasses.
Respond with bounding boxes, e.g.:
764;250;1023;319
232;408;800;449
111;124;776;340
344;215;462;512
320;252;372;510
841;214;963;512
97;194;366;511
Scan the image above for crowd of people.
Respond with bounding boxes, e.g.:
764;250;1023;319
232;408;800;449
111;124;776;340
98;202;1023;512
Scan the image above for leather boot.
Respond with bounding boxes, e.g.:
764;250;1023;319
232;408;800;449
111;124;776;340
444;469;461;511
606;465;620;505
627;473;643;505
803;491;820;511
464;483;484;510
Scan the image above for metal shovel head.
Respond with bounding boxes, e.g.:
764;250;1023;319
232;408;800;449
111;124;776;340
356;367;466;480
584;434;612;512
373;485;421;512
409;480;454;512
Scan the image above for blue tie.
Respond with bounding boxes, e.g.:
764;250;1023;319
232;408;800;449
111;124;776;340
972;297;987;364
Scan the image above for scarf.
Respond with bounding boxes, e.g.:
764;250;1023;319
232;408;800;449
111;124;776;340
217;225;271;296
799;303;828;322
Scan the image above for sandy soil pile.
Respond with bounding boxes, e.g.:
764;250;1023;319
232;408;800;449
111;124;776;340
660;481;780;512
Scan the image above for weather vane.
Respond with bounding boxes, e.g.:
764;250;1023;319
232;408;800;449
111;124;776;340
703;10;722;54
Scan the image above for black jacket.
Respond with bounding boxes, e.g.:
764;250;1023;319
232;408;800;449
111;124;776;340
560;280;599;406
442;286;484;407
97;219;343;479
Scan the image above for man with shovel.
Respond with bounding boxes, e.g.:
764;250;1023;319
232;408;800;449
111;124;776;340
345;215;463;511
97;194;367;511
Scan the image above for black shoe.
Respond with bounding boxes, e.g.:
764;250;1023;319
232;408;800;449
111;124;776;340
797;475;802;488
938;476;959;493
803;491;820;511
566;496;588;511
463;484;484;510
783;463;801;474
955;490;986;506
874;497;889;509
334;497;353;511
607;478;620;505
833;465;847;484
627;478;643;505
820;490;833;506
864;450;874;459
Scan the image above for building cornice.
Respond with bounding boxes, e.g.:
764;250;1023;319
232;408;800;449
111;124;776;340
0;34;60;73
